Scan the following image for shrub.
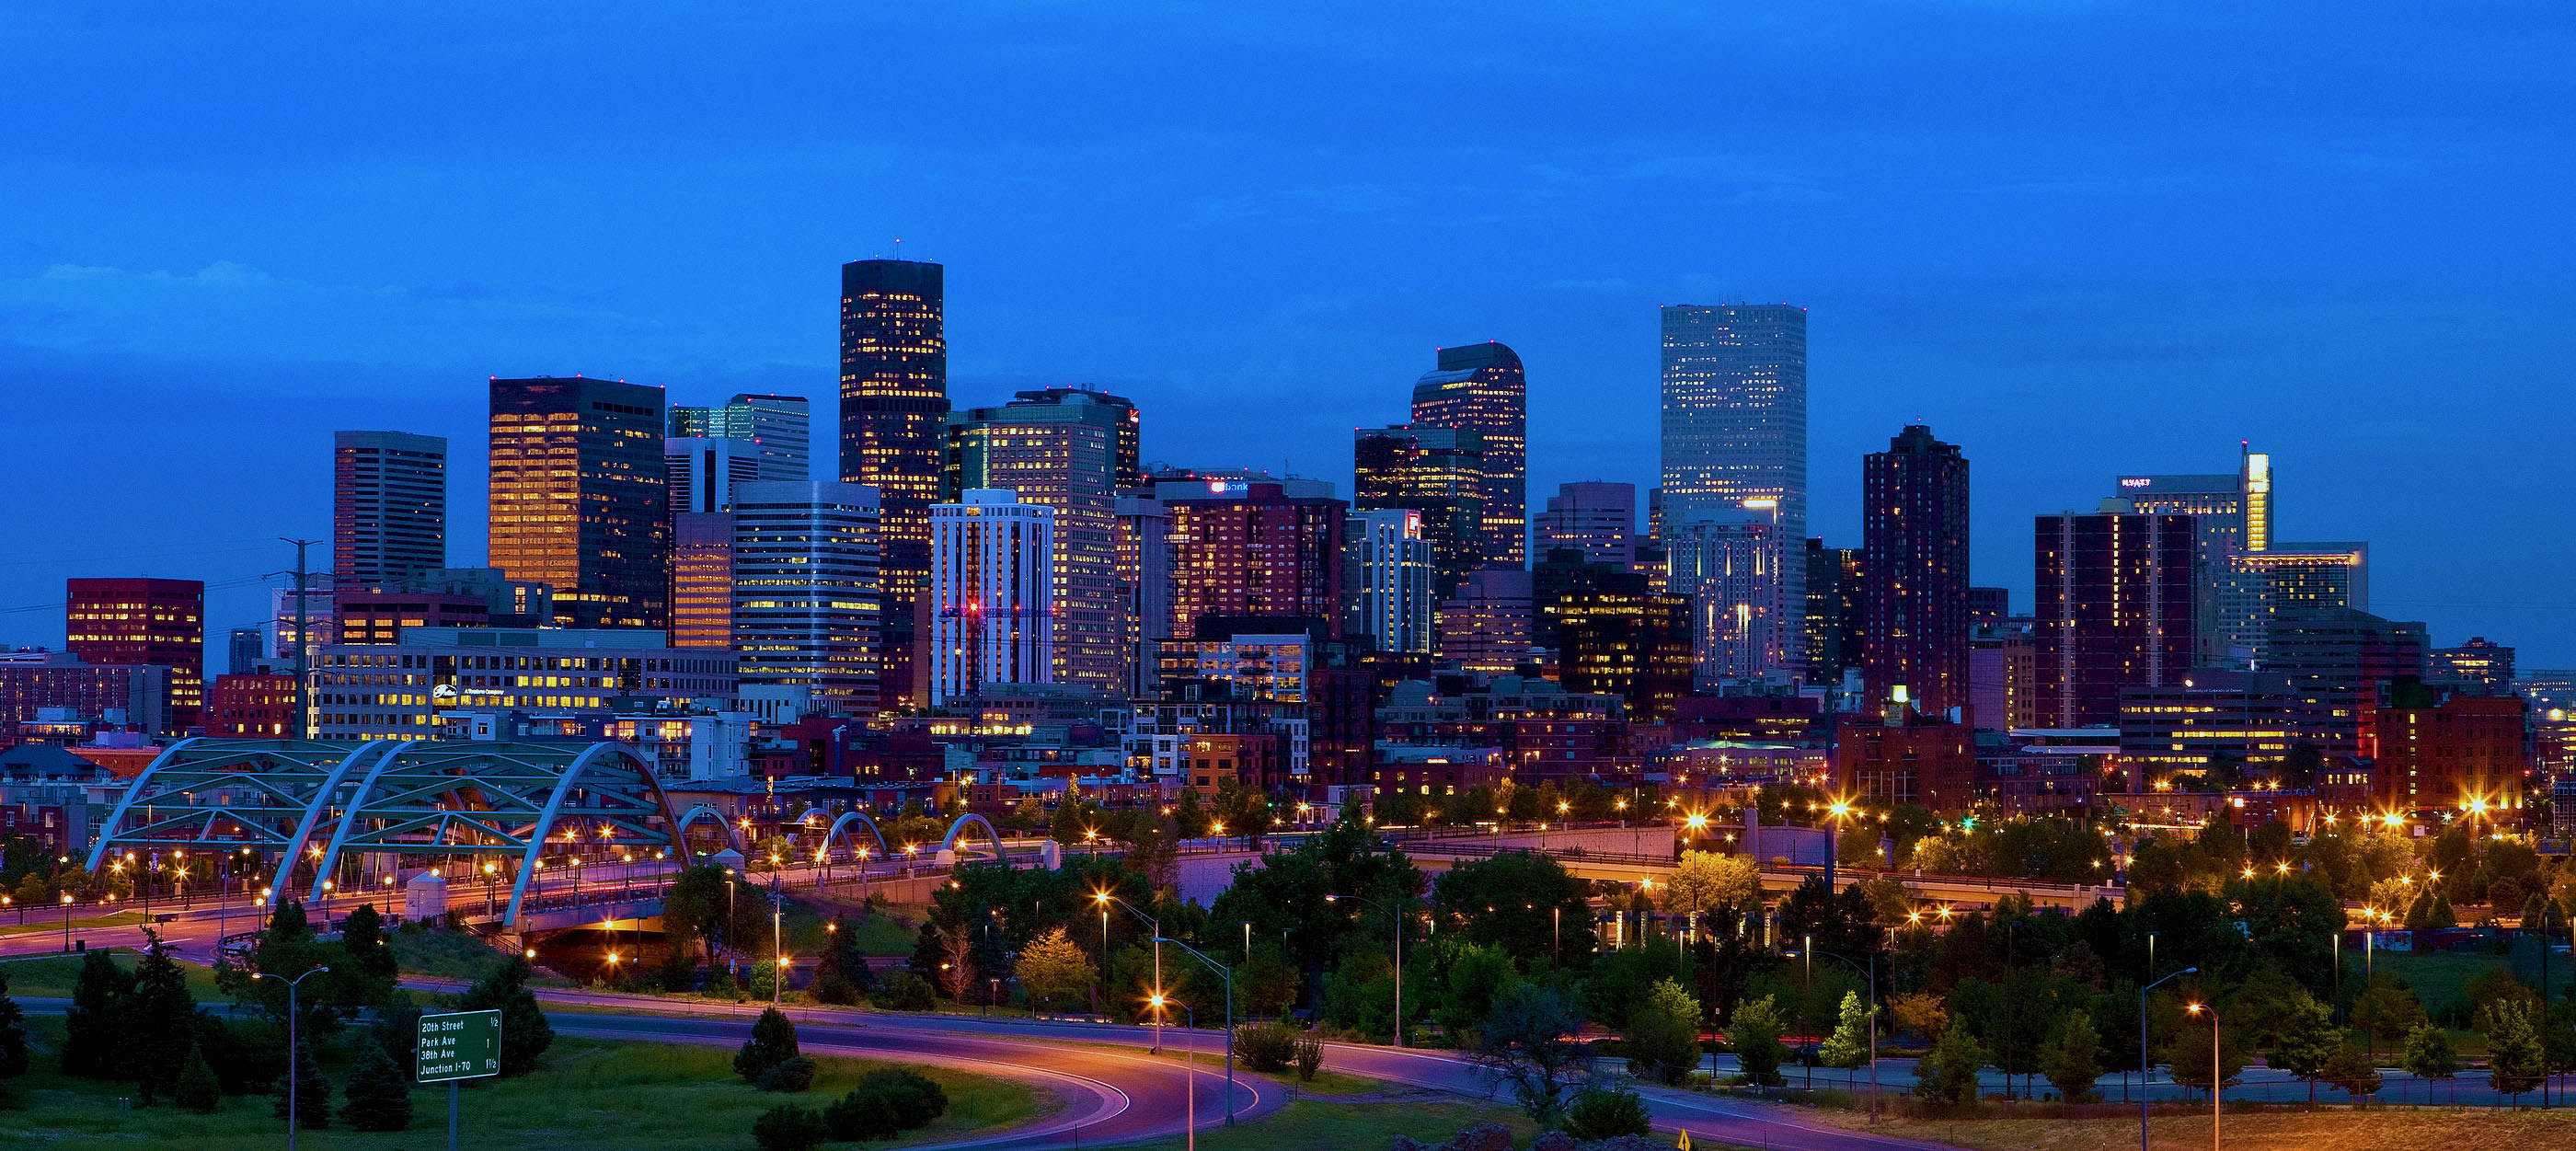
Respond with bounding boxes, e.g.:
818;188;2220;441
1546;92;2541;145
824;1068;949;1141
870;970;937;1011
756;1055;818;1093
171;1042;222;1114
1294;1033;1324;1082
1560;1084;1652;1141
751;1102;830;1151
1237;1023;1299;1073
735;1007;801;1083
339;1036;414;1131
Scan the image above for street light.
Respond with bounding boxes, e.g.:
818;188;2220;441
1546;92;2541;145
1155;935;1236;1125
1788;945;1879;1119
1098;892;1164;1051
258;965;334;1151
1150;996;1202;1151
2140;967;2200;1151
1324;892;1404;1048
2184;1002;2221;1151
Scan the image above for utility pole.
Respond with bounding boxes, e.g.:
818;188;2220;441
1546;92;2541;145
278;537;323;739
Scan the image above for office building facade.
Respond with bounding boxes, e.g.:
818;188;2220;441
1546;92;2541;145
838;259;947;710
1342;509;1436;654
1352;424;1486;599
1547;589;1693;723
311;628;737;742
65;577;203;733
1803;540;1863;688
2034;506;2198;728
943;387;1134;693
1664;503;1799;687
1161;479;1347;639
487;376;669;628
1661;304;1808;633
671;393;811;481
730;481;882;717
1530;481;1637;570
665;436;761;515
333;431;447;587
1409;342;1526;571
928;489;1055;704
1861;425;1971;719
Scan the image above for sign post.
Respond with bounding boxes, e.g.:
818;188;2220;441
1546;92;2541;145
417;1008;502;1151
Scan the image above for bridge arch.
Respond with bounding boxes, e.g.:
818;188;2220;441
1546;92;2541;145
939;812;1006;863
87;738;397;892
676;804;748;857
822;810;891;860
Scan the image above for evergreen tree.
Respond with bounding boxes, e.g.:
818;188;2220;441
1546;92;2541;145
736;1007;802;1083
809;915;865;1005
369;987;423;1067
172;1039;222;1113
129;931;200;1103
0;972;28;1079
454;957;553;1076
2038;1009;2103;1101
339;903;400;986
339;1035;414;1131
60;948;133;1078
269;1036;332;1130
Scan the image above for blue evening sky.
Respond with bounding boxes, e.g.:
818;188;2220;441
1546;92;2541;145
3;3;2570;663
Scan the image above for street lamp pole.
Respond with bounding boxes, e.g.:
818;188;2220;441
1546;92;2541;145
1098;892;1163;1052
1791;945;1879;1120
1156;935;1236;1125
1325;892;1403;1048
1152;996;1200;1151
2142;966;2199;1151
257;965;334;1151
2185;1002;2221;1151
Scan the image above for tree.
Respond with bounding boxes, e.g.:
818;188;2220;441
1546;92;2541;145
129;932;199;1103
339;1035;413;1131
0;972;27;1079
1427;941;1517;1036
2163;1022;2246;1098
60;948;132;1078
2349;979;2426;1058
2263;995;2342;1103
2480;998;2546;1101
171;1040;222;1113
1172;788;1212;839
370;987;424;1067
1819;991;1874;1071
2398;1023;2455;1105
270;1035;331;1129
338;903;400;990
1914;1026;1986;1109
736;1007;802;1083
1624;978;1702;1086
1727;995;1789;1086
2318;1042;2381;1105
1890;991;1949;1043
660;866;730;959
1662;851;1761;924
2039;1008;2103;1101
811;916;870;1005
1466;982;1591;1123
454;956;553;1076
1432;850;1598;963
1013;927;1096;1016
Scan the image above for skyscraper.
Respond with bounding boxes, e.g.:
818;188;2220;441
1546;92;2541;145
1352;424;1486;599
1666;501;1799;687
2220;543;2371;662
1529;481;1637;570
487;376;669;628
669;512;735;650
1862;425;1970;719
2112;445;2273;663
1437;568;1534;674
1548;588;1692;723
664;436;760;514
1409;342;1525;570
1115;489;1176;696
732;480;881;717
333;431;447;587
944;387;1135;693
671;394;812;481
1160;478;1348;638
2034;503;2198;728
929;489;1054;703
65;577;203;733
1342;509;1436;654
1661;304;1808;626
1802;540;1864;687
838;258;947;711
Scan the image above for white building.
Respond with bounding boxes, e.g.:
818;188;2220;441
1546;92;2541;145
929;489;1055;704
1665;501;1800;688
730;481;881;718
1343;509;1436;653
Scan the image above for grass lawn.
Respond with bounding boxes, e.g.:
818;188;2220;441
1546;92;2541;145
0;912;144;938
2368;947;2571;1019
1120;1099;1540;1151
0;1025;1042;1150
0;950;224;999
389;927;572;987
1800;1102;2576;1151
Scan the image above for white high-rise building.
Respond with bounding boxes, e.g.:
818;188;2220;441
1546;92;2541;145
1343;509;1436;654
730;480;880;717
665;436;762;514
929;489;1055;704
1664;501;1799;688
1530;480;1637;569
671;394;811;481
1661;305;1807;647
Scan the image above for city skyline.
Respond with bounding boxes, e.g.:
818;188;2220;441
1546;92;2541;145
3;6;2570;665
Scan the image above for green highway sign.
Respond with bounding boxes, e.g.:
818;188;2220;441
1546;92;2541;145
416;1009;502;1083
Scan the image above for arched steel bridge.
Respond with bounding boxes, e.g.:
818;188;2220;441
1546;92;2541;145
87;738;688;925
86;738;1025;927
